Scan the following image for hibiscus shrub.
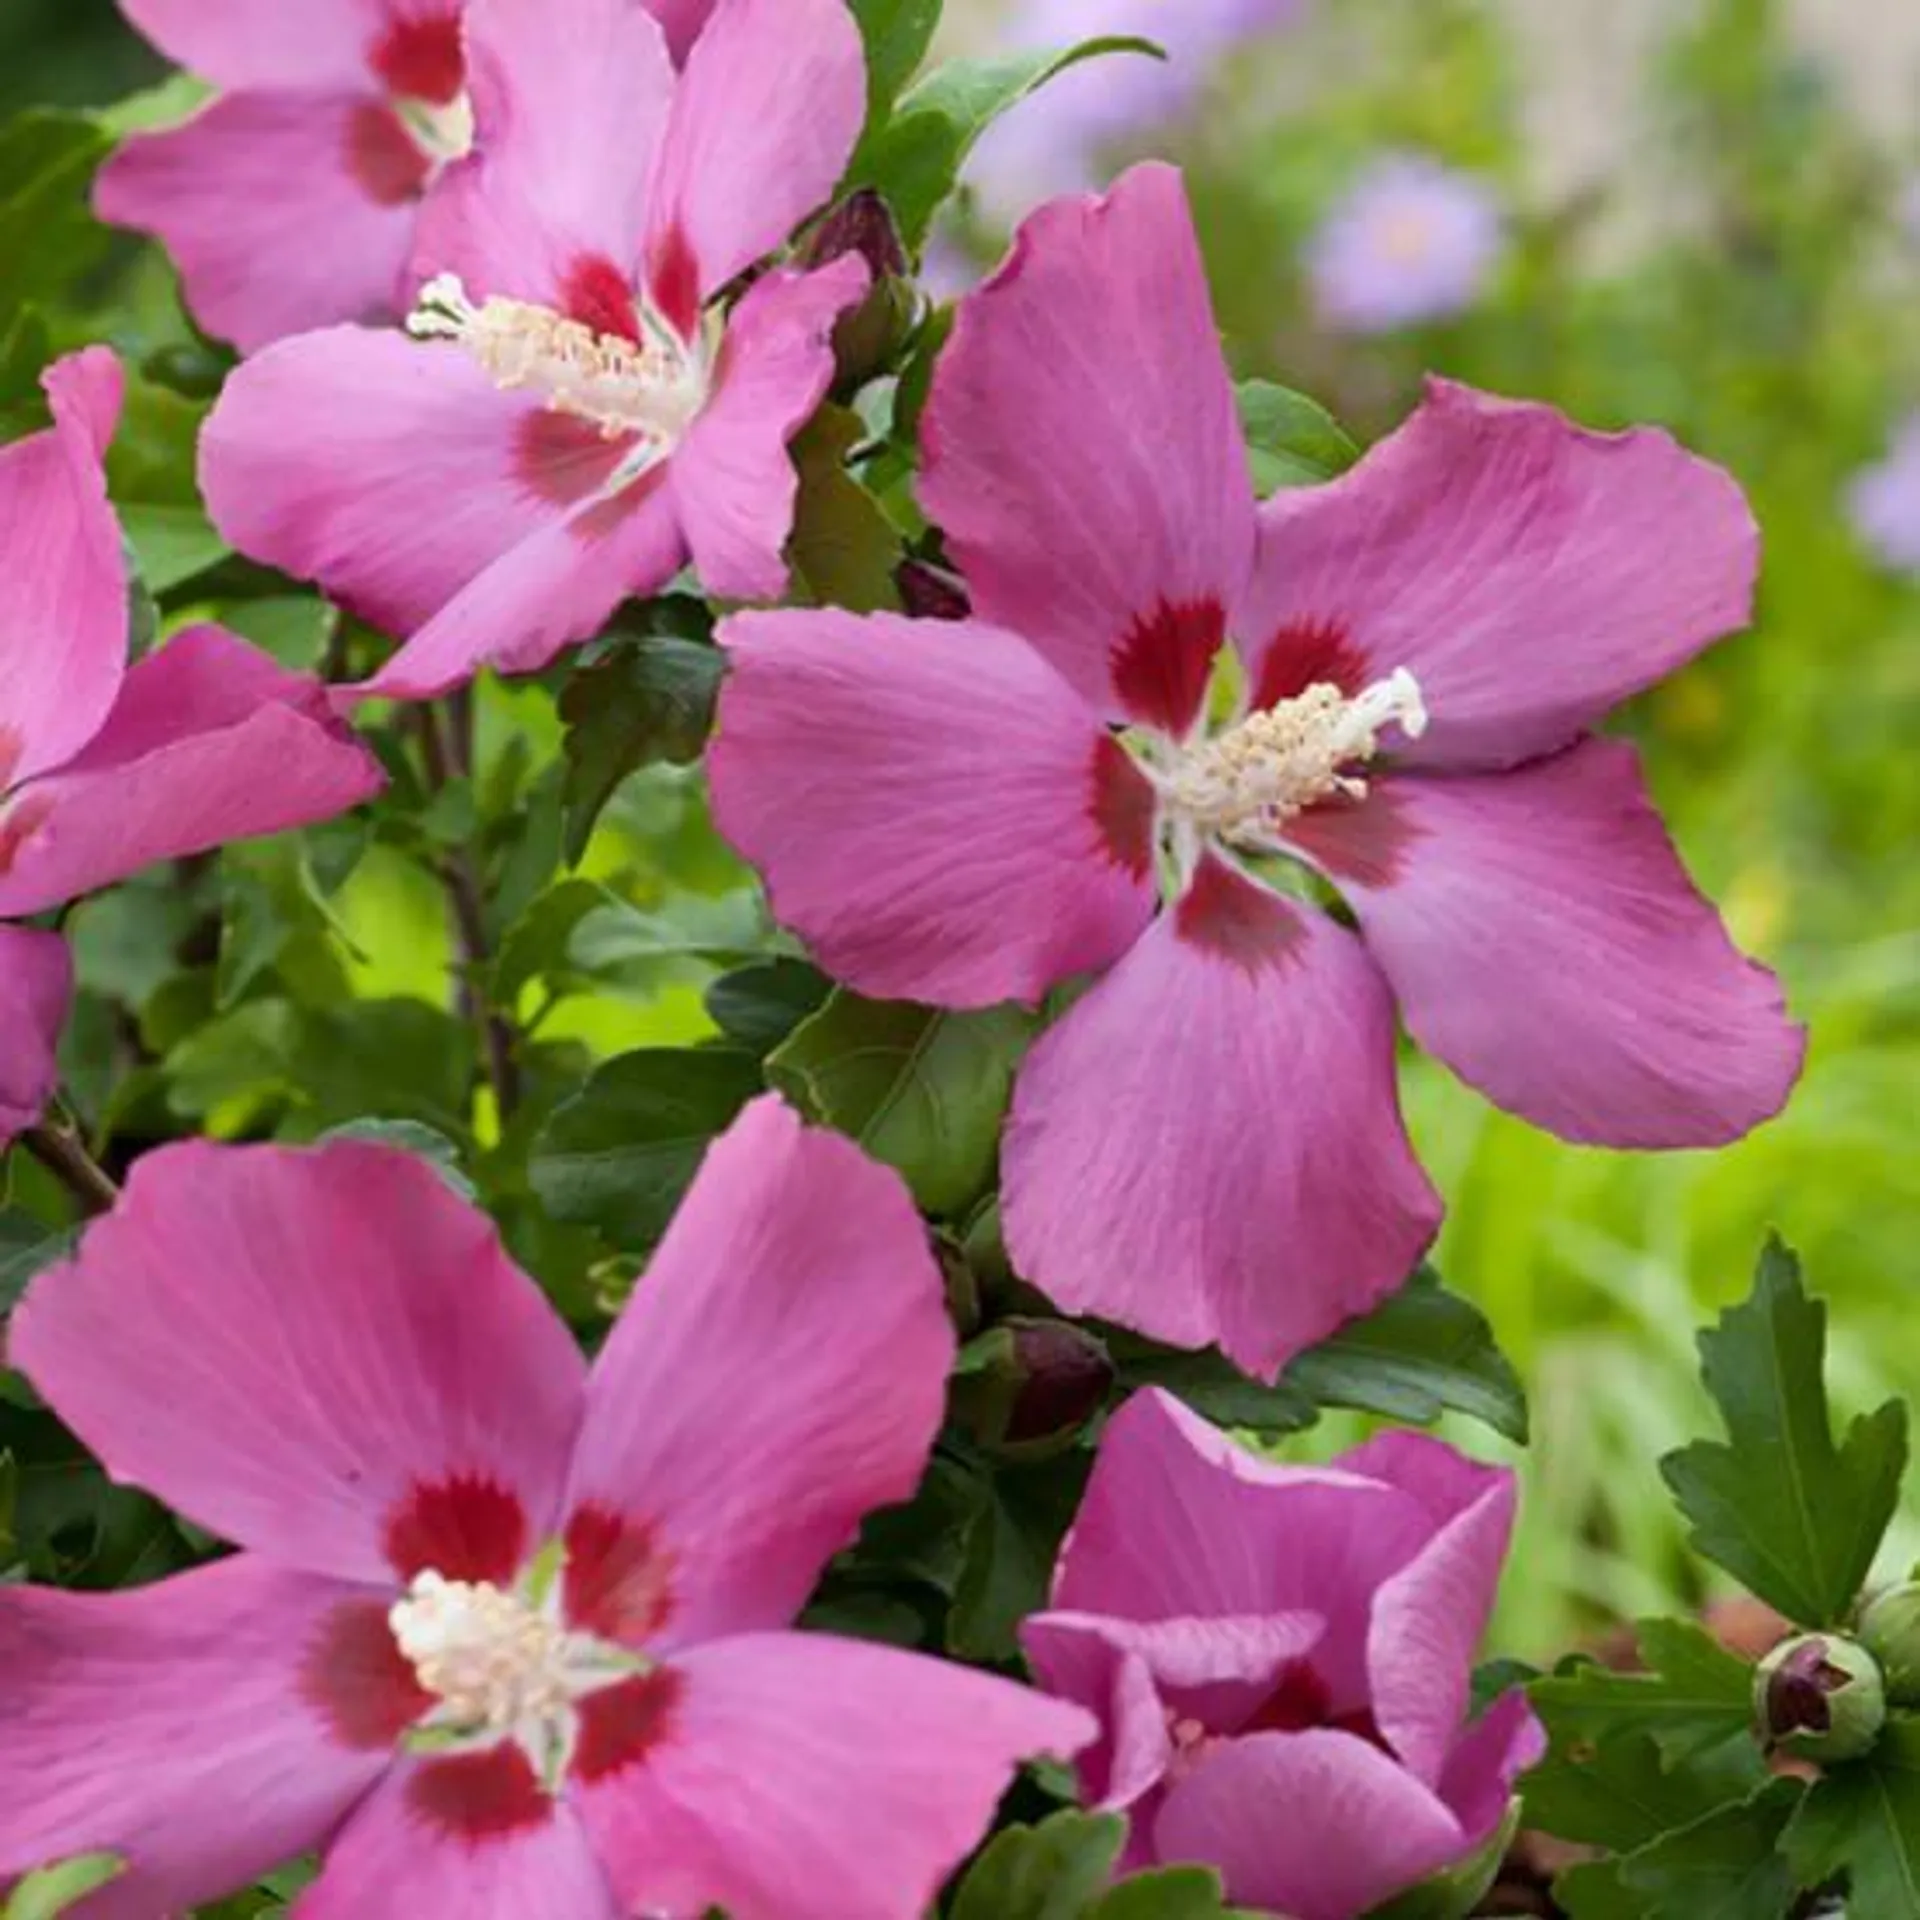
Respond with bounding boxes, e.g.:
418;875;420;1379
0;1;1908;1917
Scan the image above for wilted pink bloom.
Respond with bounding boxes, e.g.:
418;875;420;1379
1308;152;1505;335
1022;1390;1543;1919
201;0;869;702
97;0;482;351
0;348;382;1150
0;1099;1092;1917
710;164;1804;1379
1846;413;1920;576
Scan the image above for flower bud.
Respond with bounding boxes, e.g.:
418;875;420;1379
802;190;916;388
951;1317;1114;1458
1754;1632;1886;1761
1859;1581;1920;1705
896;557;971;621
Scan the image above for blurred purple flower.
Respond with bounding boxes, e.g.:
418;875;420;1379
1308;152;1505;335
1847;415;1920;575
965;0;1302;218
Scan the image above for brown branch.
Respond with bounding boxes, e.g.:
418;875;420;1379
20;1123;119;1216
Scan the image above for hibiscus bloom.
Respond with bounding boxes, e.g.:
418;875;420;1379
0;348;383;1148
0;1099;1092;1917
709;162;1804;1378
1022;1389;1543;1920
97;0;482;351
200;0;870;702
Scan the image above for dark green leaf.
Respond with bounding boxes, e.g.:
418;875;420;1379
0;1224;76;1315
530;1048;763;1250
948;1452;1089;1660
558;633;725;864
1286;1266;1529;1442
1782;1710;1920;1918
848;0;943;127
105;375;228;593
1091;1867;1258;1917
705;958;832;1054
118;503;229;594
1108;1336;1319;1434
1523;1725;1765;1854
2;1853;126;1920
316;1120;474;1199
848;38;1163;246
1528;1621;1758;1768
786;404;904;613
1609;1781;1801;1920
1661;1237;1908;1625
0;112;111;320
1235;380;1359;493
948;1810;1127;1920
766;989;1036;1215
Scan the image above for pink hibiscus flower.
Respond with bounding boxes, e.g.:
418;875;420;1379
200;0;870;703
97;0;483;352
0;1099;1093;1918
0;347;383;1149
708;162;1806;1380
1022;1389;1543;1919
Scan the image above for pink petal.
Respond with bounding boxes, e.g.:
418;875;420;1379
920;163;1255;736
0;929;72;1148
1358;1454;1516;1786
408;0;675;308
0;348;126;786
1152;1729;1469;1920
669;258;869;601
1003;858;1441;1379
200;325;561;639
0;1556;393;1917
1240;379;1759;769
641;0;714;61
1309;741;1805;1147
116;0;386;89
353;472;685;698
640;0;866;314
296;1756;617;1918
0;626;384;919
576;1631;1095;1920
561;1097;952;1648
1022;1610;1326;1807
1438;1689;1545;1850
1050;1391;1438;1710
8;1140;587;1586
710;611;1155;1009
96;93;429;352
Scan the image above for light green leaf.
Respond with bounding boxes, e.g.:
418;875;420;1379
848;0;943;126
1235;380;1360;492
1783;1710;1920;1918
118;502;229;594
530;1048;763;1249
766;989;1036;1215
786;405;904;613
316;1120;474;1199
848;38;1162;246
1609;1781;1801;1920
949;1811;1127;1920
1661;1237;1908;1625
3;1855;126;1920
0;112;111;321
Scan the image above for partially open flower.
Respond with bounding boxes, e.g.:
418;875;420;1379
1755;1633;1886;1763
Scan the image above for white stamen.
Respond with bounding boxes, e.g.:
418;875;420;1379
1162;668;1428;845
409;272;711;466
389;1569;642;1787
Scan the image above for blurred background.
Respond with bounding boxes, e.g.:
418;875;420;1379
11;0;1920;1658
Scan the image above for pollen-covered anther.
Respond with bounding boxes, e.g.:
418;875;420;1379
390;1571;573;1731
409;273;709;450
1165;667;1428;843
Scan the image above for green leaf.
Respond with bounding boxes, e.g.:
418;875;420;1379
1109;1268;1526;1443
0;1223;74;1316
1091;1867;1259;1917
1783;1710;1920;1917
848;0;943;126
1286;1266;1529;1443
1660;1237;1908;1625
947;1452;1089;1660
1234;380;1359;493
786;405;904;613
705;958;832;1055
316;1120;474;1199
949;1810;1127;1920
2;1854;126;1920
558;632;724;865
848;38;1162;247
766;989;1036;1216
1608;1781;1801;1920
1528;1620;1758;1768
0;112;111;320
1523;1725;1766;1854
105;376;230;594
530;1048;763;1250
118;503;230;594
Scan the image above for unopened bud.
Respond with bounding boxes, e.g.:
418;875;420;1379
803;191;915;388
896;558;971;621
1859;1581;1920;1705
1755;1632;1886;1761
951;1318;1113;1457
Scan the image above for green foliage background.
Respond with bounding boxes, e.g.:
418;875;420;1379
12;0;1920;1666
